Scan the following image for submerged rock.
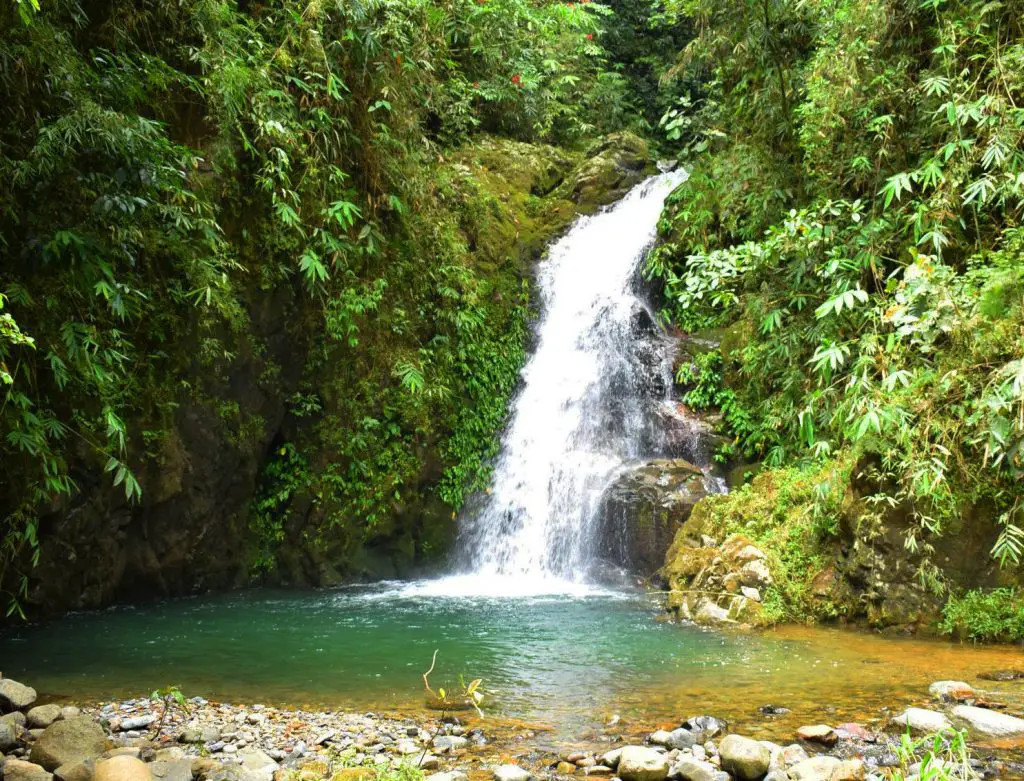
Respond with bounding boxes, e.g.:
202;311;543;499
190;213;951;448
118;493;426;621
977;669;1024;682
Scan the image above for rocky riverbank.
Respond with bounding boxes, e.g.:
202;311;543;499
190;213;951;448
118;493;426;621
2;675;1024;781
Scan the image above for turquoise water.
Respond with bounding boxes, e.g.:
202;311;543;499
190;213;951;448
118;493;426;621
2;583;1023;740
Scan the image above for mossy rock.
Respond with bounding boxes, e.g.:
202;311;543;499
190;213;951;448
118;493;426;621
330;769;378;781
664;545;716;585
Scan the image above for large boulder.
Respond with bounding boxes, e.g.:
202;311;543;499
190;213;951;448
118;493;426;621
567;134;651;209
616;746;669;781
4;760;53;781
30;718;108;771
597;460;710;576
0;679;37;712
718;735;770;781
93;758;151;781
950;705;1024;736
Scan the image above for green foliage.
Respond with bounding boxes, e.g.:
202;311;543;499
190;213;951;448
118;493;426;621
939;588;1024;642
0;0;647;608
891;728;975;781
649;0;1024;590
688;464;848;623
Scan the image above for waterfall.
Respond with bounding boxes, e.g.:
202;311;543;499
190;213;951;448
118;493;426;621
416;171;688;597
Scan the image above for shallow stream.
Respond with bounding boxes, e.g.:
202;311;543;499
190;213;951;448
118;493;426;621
3;582;1022;748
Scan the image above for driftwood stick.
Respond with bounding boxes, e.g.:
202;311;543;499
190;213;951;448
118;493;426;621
422;648;439;697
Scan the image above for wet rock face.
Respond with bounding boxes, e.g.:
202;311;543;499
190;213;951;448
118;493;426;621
595;459;710;576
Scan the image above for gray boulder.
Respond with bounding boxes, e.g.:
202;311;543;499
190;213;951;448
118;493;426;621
30;718;108;771
426;774;469;781
28;706;63;730
597;460;710;575
432;736;469;752
600;749;622;769
665;729;696;751
671;758;726;781
0;717;21;752
2;712;27;728
148;762;191;781
950;705;1024;736
617;747;669;781
718;735;770;781
0;680;37;713
4;760;53;781
178;726;220;744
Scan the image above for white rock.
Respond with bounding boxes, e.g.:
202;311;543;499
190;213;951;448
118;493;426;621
493;765;532;781
740;587;761;602
649;731;673;747
694;602;733;626
951;705;1024;736
601;749;622;769
890;708;952;734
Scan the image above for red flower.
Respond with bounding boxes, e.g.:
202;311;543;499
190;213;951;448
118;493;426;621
586;33;593;40
511;74;522;86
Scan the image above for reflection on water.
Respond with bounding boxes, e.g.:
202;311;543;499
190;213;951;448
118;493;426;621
1;583;1022;742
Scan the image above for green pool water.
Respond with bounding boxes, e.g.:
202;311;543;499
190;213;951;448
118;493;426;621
2;582;1023;741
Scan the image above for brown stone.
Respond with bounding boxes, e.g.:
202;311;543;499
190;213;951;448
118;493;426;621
4;760;53;781
93;757;152;781
796;724;838;746
30;718;108;771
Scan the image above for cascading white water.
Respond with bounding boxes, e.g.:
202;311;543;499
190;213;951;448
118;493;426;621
414;171;687;598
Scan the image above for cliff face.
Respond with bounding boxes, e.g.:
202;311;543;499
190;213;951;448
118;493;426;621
21;134;653;618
